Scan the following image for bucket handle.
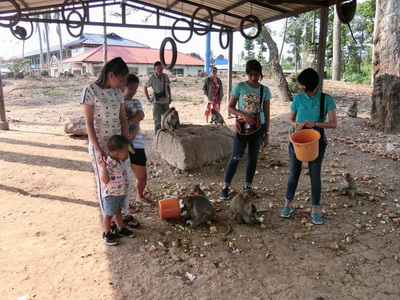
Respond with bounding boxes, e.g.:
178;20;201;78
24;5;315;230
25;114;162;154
288;125;317;139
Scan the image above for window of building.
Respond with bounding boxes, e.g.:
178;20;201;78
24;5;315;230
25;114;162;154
171;68;184;75
93;66;102;76
128;67;138;75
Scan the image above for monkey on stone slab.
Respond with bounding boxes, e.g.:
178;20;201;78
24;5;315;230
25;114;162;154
342;173;357;198
210;108;227;125
191;184;205;196
161;107;180;131
230;189;261;225
346;101;358;118
182;195;232;235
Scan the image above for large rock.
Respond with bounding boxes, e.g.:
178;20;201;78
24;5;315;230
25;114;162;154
153;124;234;170
64;116;87;136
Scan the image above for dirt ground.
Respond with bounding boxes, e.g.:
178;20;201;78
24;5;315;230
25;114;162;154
0;74;399;300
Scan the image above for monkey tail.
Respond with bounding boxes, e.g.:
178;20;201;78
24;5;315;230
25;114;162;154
213;218;232;235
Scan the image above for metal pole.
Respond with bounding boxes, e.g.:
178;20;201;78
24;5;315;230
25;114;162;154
205;32;211;75
227;30;233;118
317;6;329;90
0;75;10;130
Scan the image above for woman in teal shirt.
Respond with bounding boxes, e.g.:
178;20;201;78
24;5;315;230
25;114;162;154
280;68;337;225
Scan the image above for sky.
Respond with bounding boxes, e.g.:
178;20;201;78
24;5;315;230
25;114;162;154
0;6;286;65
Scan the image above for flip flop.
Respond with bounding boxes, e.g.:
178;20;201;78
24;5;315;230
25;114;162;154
123;215;141;228
129;203;141;213
137;197;154;206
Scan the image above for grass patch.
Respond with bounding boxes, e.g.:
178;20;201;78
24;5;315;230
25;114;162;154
36;86;65;96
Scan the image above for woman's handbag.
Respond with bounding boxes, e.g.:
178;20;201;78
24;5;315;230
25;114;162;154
235;114;262;135
235;84;264;136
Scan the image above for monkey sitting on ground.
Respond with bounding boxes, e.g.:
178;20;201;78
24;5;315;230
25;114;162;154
190;184;205;196
161;107;180;131
182;195;232;235
230;189;260;225
346;101;358;118
210;108;227;125
342;173;357;198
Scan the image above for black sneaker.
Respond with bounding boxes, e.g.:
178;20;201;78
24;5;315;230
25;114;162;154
103;232;117;246
244;186;259;198
116;227;135;238
220;186;229;200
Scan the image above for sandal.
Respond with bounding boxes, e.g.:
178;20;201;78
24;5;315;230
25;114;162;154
137;196;154;206
123;215;141;228
129;203;141;213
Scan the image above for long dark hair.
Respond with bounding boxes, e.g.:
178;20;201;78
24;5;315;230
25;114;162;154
246;59;263;80
95;57;129;88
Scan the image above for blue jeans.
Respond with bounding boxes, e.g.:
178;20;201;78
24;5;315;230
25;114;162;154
285;131;327;207
223;126;264;187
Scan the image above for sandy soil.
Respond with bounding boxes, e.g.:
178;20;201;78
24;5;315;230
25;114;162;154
0;74;399;300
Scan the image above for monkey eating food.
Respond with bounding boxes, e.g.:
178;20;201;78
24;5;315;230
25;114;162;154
161;107;180;131
210;108;227;125
342;173;357;198
182;195;232;235
191;184;205;196
230;189;261;225
346;101;358;118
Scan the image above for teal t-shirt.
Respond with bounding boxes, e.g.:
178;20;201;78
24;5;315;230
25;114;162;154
231;82;271;124
290;89;336;123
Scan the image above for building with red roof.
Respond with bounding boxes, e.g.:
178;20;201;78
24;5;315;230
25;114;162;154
57;44;204;77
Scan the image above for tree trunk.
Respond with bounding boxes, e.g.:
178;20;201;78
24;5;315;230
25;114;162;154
44;24;51;71
261;26;291;102
36;23;44;72
371;0;400;133
332;6;341;81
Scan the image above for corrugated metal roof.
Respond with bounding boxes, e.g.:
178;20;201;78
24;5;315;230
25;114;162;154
61;44;204;66
63;33;150;48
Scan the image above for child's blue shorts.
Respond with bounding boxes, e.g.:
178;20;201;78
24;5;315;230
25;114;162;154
102;195;126;216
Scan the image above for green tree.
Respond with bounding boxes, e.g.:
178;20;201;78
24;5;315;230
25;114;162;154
243;36;255;61
189;52;203;60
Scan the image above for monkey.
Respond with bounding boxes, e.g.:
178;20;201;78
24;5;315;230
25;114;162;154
11;25;27;40
342;173;357;198
191;184;205;196
210;108;227;125
182;195;232;235
346;101;358;118
161;107;180;131
230;189;260;225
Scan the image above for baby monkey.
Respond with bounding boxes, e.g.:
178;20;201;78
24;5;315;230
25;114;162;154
230;189;260;225
342;173;357;198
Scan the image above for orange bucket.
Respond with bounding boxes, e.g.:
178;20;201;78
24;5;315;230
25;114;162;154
290;129;321;162
158;197;181;219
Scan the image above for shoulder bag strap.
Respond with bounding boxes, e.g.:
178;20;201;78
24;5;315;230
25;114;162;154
319;92;325;122
259;84;264;112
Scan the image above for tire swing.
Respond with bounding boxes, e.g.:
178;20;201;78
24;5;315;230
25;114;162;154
10;16;33;40
335;0;357;24
171;18;193;44
62;0;88;38
0;0;21;28
239;14;262;40
159;37;177;70
219;26;231;50
191;6;213;36
335;0;357;43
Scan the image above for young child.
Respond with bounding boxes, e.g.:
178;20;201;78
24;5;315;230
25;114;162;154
98;134;135;245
